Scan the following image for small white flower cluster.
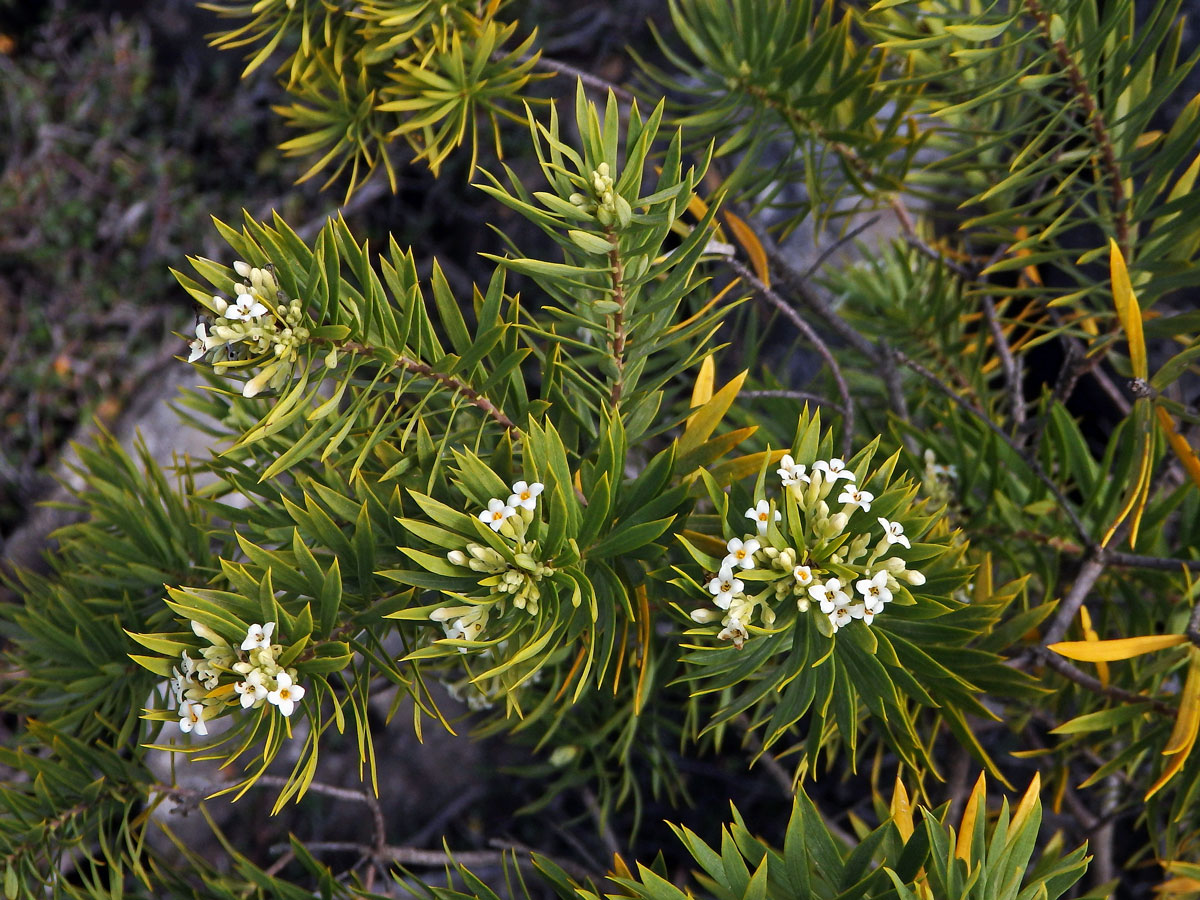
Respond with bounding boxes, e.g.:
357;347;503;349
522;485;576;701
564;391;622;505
187;260;314;398
431;481;555;647
168;620;306;736
568;162;633;228
691;455;927;648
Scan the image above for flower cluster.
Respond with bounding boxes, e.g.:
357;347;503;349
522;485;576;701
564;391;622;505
430;481;555;647
690;454;927;648
568;162;632;229
167;620;306;736
186;260;313;398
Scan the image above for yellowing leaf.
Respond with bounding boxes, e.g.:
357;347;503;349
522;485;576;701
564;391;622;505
1147;647;1200;799
955;772;986;866
1008;771;1042;838
1156;876;1200;894
723;210;770;287
890;777;914;841
678;370;748;457
1048;633;1188;661
1110;238;1147;379
689;356;716;421
1157;405;1200;491
1101;399;1154;548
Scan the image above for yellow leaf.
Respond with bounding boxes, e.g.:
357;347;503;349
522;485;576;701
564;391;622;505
1048;633;1188;662
695;450;788;490
955;772;986;866
1147;648;1200;799
1155;876;1200;894
1101;399;1155;548
1008;771;1042;838
890;777;914;841
723;210;770;287
1157;405;1200;491
678;370;748;456
1110;238;1147;379
689;356;716;426
680;530;731;559
1136;130;1164;148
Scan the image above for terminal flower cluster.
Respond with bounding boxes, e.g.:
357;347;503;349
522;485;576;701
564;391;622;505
691;454;927;648
430;481;555;649
167;620;306;736
568;162;633;229
187;260;313;398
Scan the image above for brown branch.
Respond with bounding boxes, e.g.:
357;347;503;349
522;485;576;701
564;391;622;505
726;258;855;456
1027;646;1175;716
741;389;844;414
1041;556;1107;646
529;54;635;105
982;295;1027;434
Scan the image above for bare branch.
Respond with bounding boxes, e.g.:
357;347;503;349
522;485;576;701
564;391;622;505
725;258;855;456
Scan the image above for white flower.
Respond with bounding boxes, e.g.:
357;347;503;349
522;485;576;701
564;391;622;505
708;567;744;610
837;486;874;512
478;498;516;531
848;602;874;626
777;454;810;486
856;570;893;612
187;322;210;362
431;605;489;646
828;605;854;632
507;481;544;511
241;622;276;652
809;578;850;614
877;517;911;549
235;670;269;709
178;699;208;735
793;565;814;587
226;293;269;321
745;500;781;535
267;672;305;717
722;537;760;570
718;614;748;648
814;458;856;482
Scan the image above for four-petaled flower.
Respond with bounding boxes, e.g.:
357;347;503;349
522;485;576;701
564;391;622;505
178;699;208;735
225;293;268;321
188;322;210;362
708;567;744;609
877;517;911;549
241;622;275;651
809;578;850;614
814;458;856;482
479;498;515;531
856;570;893;614
837;486;874;512
745;499;781;535
267;672;305;717
793;565;814;587
507;481;544;510
234;671;268;709
777;454;810;486
722;537;760;570
829;605;855;631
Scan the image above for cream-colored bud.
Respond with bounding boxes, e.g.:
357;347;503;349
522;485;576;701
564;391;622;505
690;608;721;623
447;550;468;566
233;261;252;278
881;557;906;574
211;295;228;315
549;745;579;767
904;570;926;586
191;620;228;646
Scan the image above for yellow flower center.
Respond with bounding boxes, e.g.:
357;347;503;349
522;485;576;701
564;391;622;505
279;688;292;701
521;491;531;501
492;511;504;521
758;512;768;521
